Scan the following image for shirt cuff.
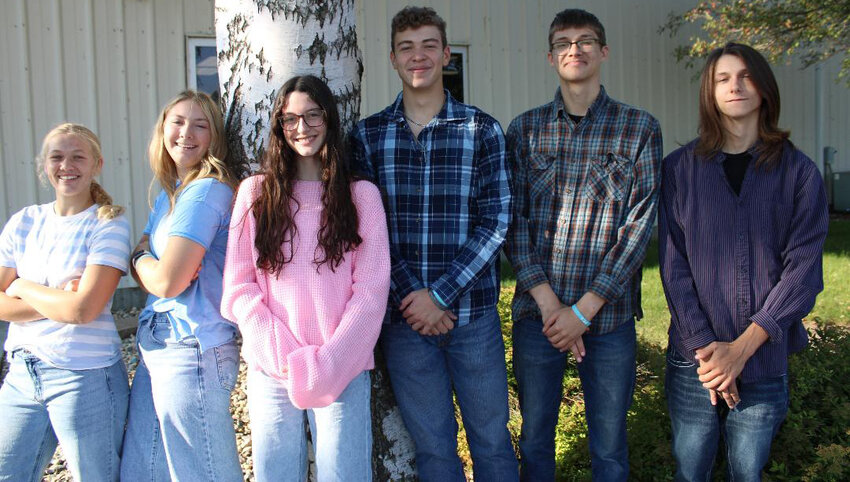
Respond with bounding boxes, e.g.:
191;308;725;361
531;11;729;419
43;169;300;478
515;265;549;294
430;277;459;307
590;273;625;303
681;328;718;352
750;310;783;345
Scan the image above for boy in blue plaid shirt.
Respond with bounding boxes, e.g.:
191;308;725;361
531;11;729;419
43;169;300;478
350;6;517;482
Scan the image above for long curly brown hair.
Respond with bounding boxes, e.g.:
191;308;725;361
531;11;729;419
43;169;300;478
253;75;361;274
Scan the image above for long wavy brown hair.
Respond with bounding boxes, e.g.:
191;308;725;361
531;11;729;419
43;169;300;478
696;42;790;169
253;75;361;274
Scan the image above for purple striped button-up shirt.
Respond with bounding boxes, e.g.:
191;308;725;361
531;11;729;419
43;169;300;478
659;140;829;382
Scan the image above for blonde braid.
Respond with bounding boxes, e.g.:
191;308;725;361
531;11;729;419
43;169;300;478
90;181;124;220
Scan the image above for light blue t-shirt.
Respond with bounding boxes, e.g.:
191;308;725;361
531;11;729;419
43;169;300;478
0;203;131;369
139;177;236;351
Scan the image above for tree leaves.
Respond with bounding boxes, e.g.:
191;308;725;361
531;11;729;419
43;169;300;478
660;0;850;84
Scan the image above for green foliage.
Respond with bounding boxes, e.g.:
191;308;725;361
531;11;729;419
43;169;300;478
768;321;850;481
660;0;850;83
471;221;850;480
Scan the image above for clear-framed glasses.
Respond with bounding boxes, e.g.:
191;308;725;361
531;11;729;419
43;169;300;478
550;38;600;55
281;109;325;131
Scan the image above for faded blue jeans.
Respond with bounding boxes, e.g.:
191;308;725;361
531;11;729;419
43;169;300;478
665;345;789;482
380;309;519;482
247;369;372;482
120;313;242;481
0;350;128;482
513;317;637;482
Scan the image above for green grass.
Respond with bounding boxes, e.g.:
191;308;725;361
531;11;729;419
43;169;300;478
460;220;850;480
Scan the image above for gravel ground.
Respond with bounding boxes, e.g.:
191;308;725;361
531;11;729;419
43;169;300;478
41;313;263;482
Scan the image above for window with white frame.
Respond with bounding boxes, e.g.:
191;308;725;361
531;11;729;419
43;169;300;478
187;37;220;103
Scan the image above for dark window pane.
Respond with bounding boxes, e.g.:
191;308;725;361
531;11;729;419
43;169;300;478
443;52;464;103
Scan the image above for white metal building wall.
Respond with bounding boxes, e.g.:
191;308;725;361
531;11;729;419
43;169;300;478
0;0;216;287
1;0;848;236
356;0;850;174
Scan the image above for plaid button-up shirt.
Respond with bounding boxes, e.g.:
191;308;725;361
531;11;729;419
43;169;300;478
350;91;511;326
506;87;662;334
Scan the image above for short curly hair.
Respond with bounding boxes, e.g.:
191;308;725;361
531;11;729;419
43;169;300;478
390;6;447;52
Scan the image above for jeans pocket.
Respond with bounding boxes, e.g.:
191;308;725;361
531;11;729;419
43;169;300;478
145;313;174;346
666;345;696;369
213;342;239;392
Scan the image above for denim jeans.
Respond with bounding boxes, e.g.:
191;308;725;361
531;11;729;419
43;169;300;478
665;346;789;482
247;369;372;482
120;313;242;481
380;309;518;482
513;317;636;482
0;350;128;482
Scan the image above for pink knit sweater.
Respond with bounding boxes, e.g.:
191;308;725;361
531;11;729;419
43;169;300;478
221;176;390;409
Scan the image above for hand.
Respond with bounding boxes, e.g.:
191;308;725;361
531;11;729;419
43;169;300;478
133;238;150;255
418;312;457;336
542;305;589;355
708;384;741;409
567;338;586;363
4;278;22;298
695;342;747;393
62;279;81;292
400;289;458;335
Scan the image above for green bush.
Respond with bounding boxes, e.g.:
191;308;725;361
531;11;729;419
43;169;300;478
769;321;850;481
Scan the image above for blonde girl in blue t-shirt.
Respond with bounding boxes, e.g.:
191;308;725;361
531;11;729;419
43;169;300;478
0;123;132;481
120;90;248;481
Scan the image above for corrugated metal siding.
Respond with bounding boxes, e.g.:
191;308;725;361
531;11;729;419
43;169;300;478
355;0;850;173
1;0;848;234
355;0;705;159
0;0;216;287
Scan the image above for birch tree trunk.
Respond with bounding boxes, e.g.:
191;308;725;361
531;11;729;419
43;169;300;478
215;1;417;479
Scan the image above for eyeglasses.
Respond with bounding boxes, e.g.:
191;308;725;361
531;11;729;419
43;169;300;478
550;38;600;55
280;109;325;131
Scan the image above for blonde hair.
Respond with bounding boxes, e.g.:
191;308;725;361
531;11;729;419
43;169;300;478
37;123;124;220
148;90;238;211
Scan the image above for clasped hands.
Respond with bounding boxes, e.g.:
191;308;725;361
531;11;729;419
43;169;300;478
400;288;457;335
695;341;747;409
541;303;588;362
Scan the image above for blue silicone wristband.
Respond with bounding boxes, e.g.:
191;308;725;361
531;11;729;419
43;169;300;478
572;304;591;327
429;288;449;310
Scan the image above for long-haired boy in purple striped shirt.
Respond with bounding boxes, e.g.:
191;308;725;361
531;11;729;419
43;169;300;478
659;43;829;481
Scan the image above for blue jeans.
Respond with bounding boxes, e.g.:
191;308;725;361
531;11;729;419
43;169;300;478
120;313;242;481
247;369;372;482
513;317;636;482
0;350;128;482
380;309;518;482
665;346;789;482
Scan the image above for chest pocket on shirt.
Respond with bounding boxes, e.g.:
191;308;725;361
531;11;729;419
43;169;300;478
583;153;632;202
528;153;556;200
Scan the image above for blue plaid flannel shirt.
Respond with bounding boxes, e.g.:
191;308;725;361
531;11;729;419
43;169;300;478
350;91;512;326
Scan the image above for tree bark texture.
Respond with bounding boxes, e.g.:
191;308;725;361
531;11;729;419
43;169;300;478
215;1;417;479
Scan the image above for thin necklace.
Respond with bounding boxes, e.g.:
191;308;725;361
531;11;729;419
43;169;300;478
404;113;432;127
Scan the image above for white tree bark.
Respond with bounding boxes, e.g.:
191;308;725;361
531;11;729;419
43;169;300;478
215;1;417;479
216;0;362;167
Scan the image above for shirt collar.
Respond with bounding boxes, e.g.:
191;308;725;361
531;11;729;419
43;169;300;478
709;140;764;164
386;89;467;124
550;85;610;123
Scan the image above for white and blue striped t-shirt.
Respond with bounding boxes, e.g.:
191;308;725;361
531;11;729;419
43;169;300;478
0;202;131;369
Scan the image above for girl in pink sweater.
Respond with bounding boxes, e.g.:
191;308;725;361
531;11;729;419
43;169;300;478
221;75;390;481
